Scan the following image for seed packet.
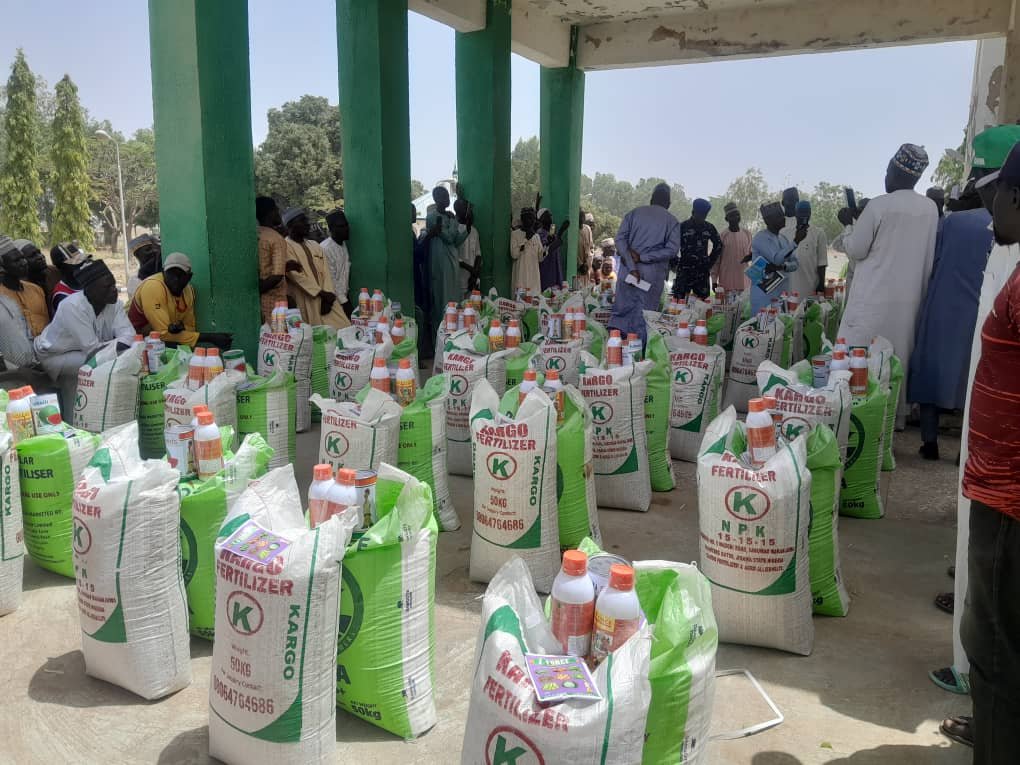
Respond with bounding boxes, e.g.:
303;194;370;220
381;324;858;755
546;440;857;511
524;653;602;704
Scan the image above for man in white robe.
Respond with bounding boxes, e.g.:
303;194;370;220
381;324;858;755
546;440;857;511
837;143;938;427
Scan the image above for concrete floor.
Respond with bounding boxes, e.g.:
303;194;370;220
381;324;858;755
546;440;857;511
0;423;972;765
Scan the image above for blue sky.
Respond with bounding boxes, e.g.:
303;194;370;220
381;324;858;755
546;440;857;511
2;0;976;198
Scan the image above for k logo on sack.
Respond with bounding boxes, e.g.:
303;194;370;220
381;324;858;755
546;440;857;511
72;520;92;555
485;726;544;765
724;485;771;521
450;374;469;396
334;371;352;391
324;431;350;458
225;591;264;636
546;356;566;371
782;416;810;441
589;401;614;425
742;335;760;349
74;390;87;412
487;451;517;480
674;367;693;385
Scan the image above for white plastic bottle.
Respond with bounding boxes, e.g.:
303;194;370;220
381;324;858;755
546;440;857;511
563;311;575;341
590;564;642;666
763;394;782;441
830;349;850;374
395;357;417;406
194;410;224;480
693;319;709;346
325;467;360;529
370;357;391;395
188;347;207;390
6;387;36;444
375;315;391;345
358;287;371;316
371;289;385;316
190;404;210;429
606;330;623;368
575;310;587;334
624;332;642;365
470;289;482;312
834;337;848;354
849;348;869;398
675;321;691;341
146;331;165;373
505;319;521;349
746;397;777;467
308;463;334;528
518;369;538;406
444;302;459;333
543;370;565;424
391;318;406;344
206;347;224;381
788;292;800;313
133;334;148;375
550;550;596;657
488;319;505;351
463;304;477;333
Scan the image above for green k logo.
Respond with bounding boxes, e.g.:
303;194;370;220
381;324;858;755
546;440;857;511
730;492;756;515
675;368;692;384
225;591;263;635
547;356;565;370
334;371;352;390
724;485;771;521
74;390;87;411
491;457;510;478
262;350;276;366
231;602;252;632
492;736;526;765
450;377;465;394
742;335;759;348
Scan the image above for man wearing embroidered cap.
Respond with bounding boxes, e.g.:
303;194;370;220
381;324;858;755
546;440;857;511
837;142;939;428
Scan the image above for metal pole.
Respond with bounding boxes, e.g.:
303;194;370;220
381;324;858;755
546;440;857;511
113;139;130;284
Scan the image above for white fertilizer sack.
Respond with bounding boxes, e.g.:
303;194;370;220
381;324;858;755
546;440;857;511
665;335;726;462
164;369;244;444
578;354;653;512
469;380;559;593
74;422;191;698
72;340;143;433
0;432;24;615
723;316;785;413
310;390;401;472
209;465;357;765
258;324;313;431
330;326;392;403
697;407;814;655
532;337;584;386
757;361;852;459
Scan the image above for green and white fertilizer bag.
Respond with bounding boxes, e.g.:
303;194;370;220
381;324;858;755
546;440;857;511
579;353;653;512
665;334;726;462
236;369;296;470
443;330;517;476
644;331;676;491
578;539;718;765
386;316;420;383
697;407;814;655
258;323;313;431
840;377;888;520
330;325;392;403
723;315;786;413
801;301;828;362
805;425;850;617
581;315;608;360
336;464;438;739
499;383;601;552
310;325;337;422
469;379;560;592
532;336;584;385
310;389;401;472
0;432;25;615
138;346;189;458
74;422;191;699
72;339;143;433
179;433;273;639
757;360;852;461
209;465;357;765
395;374;458;531
16;428;101;577
164;368;244;447
484;289;526;326
785;304;805;364
462;557;652;765
503;341;539;389
867;336;901;472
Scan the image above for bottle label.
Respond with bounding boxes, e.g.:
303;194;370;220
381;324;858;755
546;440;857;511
308;498;328;528
7;410;35;444
693;332;708;346
590;611;640;664
489;334;504;351
607;345;622;367
371;377;391;394
850;368;868;396
505;333;520;349
747;425;777;466
550;597;595;657
195;437;224;479
396;377;416;405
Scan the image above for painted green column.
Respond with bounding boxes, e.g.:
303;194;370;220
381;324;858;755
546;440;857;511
148;0;260;354
337;0;413;311
540;26;585;283
456;0;512;295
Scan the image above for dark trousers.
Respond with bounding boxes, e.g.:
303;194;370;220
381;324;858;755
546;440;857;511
672;271;710;300
919;403;939;445
962;500;1020;764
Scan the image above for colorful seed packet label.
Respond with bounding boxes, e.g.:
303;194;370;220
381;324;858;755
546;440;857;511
525;653;602;704
222;521;290;565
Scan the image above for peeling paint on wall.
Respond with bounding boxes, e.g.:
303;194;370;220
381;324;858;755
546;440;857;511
649;25;685;44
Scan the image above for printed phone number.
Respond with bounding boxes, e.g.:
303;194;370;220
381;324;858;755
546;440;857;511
213;676;275;715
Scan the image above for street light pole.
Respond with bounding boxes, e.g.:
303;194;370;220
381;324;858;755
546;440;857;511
95;129;130;285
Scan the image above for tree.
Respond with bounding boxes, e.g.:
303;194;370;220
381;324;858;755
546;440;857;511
933;133;966;191
719;168;773;234
254;95;342;212
88;124;159;253
411;179;425;200
0;50;42;241
804;181;856;242
50;75;93;248
510;136;540;218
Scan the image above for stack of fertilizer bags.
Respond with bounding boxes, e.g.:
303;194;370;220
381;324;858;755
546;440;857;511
164;361;246;451
462;550;719;765
72;339;144;433
0;393;25;615
257;318;313;431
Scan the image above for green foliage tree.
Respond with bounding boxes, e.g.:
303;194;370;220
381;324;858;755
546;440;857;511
411;179;425;200
254;95;342;212
803;181;856;242
933;135;966;191
50;75;94;248
510;136;540;219
88;124;159;253
0;50;42;241
718;168;773;234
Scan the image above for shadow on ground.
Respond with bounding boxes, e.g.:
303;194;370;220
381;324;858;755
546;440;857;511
28;650;154;708
158;726;209;765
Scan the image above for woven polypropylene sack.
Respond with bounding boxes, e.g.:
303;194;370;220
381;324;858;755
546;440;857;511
336;464;438;739
16;428;101;577
179;434;273;639
499;384;601;552
72;340;142;433
208;465;356;765
461;557;652;765
310;390;401;472
697;407;814;655
330;325;391;403
443;332;516;476
164;369;243;445
0;432;24;615
138;347;189;458
74;422;191;699
236;370;296;470
757;361;852;461
397;374;457;531
258;324;313;431
469;380;559;592
532;337;584;386
665;335;726;463
578;355;653;512
805;425;850;617
840;379;888;520
723;316;786;413
310;325;337;422
802;302;828;361
644;332;676;491
503;342;539;389
882;355;902;472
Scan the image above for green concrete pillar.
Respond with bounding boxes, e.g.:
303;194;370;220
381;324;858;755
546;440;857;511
456;0;512;295
337;0;413;311
540;26;585;283
148;0;260;354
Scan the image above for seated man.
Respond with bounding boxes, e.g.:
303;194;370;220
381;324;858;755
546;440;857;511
49;242;88;314
0;235;49;338
14;239;50;294
126;233;162;300
128;251;231;350
34;259;136;415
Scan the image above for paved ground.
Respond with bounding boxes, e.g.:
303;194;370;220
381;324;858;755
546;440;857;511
0;422;971;764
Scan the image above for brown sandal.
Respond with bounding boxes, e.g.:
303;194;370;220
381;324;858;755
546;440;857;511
934;592;954;614
940;715;973;747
